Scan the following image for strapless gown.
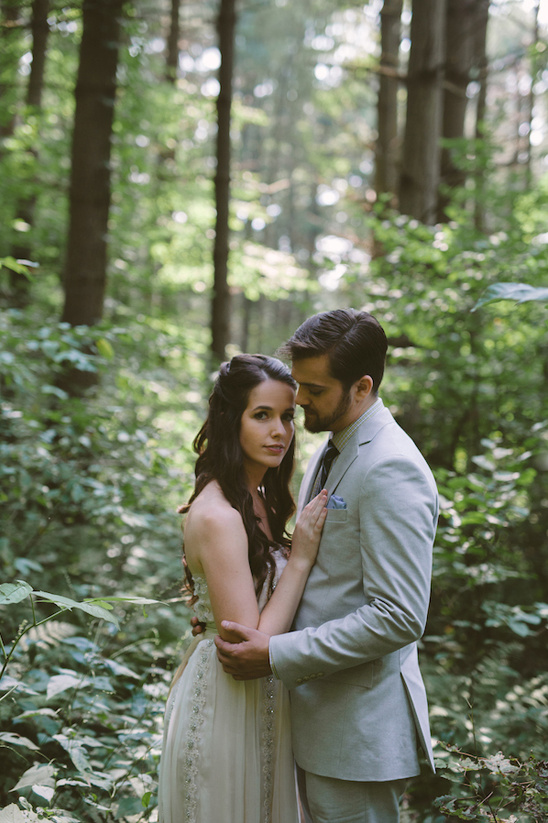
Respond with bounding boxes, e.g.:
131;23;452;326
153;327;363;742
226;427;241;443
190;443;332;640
157;553;299;823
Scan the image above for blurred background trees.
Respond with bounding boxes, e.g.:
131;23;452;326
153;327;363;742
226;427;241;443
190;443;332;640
1;0;547;819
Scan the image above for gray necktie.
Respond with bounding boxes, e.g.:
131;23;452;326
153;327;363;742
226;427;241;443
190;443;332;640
311;440;339;497
319;441;338;487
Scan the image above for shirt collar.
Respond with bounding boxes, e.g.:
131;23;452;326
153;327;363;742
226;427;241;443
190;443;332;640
331;397;382;454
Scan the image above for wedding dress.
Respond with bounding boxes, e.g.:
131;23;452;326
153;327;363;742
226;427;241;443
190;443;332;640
158;551;300;823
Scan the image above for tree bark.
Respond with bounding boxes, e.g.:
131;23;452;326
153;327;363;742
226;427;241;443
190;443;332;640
61;0;125;327
437;0;476;221
375;0;403;199
399;0;446;224
0;0;21;148
26;0;49;107
211;0;237;362
525;1;540;189
472;0;489;233
165;0;180;83
9;0;50;306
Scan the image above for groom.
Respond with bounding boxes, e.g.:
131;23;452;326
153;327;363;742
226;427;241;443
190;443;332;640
215;308;438;823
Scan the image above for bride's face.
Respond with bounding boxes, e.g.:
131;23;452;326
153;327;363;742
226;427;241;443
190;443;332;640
239;379;296;479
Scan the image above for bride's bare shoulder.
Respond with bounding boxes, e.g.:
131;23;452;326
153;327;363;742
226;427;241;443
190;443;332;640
184;481;246;573
185;481;243;537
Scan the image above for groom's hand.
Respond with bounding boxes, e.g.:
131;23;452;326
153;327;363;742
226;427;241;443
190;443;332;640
215;621;272;680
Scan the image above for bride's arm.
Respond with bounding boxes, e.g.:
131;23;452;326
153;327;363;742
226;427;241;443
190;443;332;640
257;490;327;637
188;505;261;642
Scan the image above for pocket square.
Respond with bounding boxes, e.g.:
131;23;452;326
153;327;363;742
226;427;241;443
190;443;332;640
327;494;347;510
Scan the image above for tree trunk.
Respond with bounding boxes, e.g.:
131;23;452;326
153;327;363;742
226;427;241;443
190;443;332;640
26;0;49;107
9;0;50;306
375;0;402;200
211;0;237;362
525;1;540;190
0;0;20;145
437;0;476;221
165;0;180;83
61;0;124;327
472;0;489;233
399;0;446;224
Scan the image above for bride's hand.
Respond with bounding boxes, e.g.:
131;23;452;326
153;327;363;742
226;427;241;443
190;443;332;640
290;490;328;569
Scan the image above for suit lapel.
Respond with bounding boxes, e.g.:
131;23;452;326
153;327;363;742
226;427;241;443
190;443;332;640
325;403;394;495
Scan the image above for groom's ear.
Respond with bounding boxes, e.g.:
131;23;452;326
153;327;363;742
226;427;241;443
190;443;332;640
355;374;374;398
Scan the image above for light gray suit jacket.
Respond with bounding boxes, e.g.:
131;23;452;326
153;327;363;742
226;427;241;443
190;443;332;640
270;401;438;781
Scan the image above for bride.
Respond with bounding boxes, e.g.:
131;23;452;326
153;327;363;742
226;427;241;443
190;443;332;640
158;354;327;823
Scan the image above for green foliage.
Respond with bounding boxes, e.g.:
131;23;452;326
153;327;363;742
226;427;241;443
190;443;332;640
0;587;171;820
435;746;548;822
0;306;204;819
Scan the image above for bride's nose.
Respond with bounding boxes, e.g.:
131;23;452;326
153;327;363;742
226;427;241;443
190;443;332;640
271;417;285;437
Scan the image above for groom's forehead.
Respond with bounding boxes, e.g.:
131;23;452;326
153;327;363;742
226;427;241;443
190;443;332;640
291;355;336;386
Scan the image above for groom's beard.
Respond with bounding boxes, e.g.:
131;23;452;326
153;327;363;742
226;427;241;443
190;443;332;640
303;390;351;433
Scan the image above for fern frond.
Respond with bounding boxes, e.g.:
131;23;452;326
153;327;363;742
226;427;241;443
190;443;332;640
19;621;78;651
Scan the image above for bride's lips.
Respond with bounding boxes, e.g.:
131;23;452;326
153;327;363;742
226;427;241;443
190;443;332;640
264;444;285;454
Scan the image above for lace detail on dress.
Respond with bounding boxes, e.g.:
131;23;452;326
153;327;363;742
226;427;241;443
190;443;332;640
261;675;276;823
177;552;286;823
192;575;214;623
183;639;213;823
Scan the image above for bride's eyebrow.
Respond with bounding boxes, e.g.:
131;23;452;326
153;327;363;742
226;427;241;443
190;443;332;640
250;405;296;412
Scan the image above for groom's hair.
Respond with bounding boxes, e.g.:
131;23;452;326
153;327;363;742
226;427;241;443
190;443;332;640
280;308;387;392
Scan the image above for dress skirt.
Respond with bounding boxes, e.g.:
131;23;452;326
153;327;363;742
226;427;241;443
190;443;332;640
158;631;300;823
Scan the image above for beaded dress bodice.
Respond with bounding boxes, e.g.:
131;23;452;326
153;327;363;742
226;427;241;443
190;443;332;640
192;576;214;624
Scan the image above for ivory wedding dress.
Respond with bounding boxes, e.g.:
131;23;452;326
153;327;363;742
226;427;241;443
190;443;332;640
158;551;300;823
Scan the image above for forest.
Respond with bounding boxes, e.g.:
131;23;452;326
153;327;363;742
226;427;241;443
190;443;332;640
1;0;547;820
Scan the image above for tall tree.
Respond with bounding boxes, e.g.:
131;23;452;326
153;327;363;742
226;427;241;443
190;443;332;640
61;0;125;327
165;0;180;83
437;0;476;221
211;0;237;361
472;0;489;232
375;0;403;199
9;0;50;306
0;0;20;145
525;1;540;189
399;0;446;223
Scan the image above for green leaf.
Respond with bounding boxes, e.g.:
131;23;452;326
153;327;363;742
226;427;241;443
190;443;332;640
0;581;33;605
13;762;55;792
473;282;548;310
0;676;39;696
47;673;83;699
96;337;114;359
0;256;39;276
53;733;91;772
0;731;40;751
33;591;120;628
0;804;41;823
31;784;54;803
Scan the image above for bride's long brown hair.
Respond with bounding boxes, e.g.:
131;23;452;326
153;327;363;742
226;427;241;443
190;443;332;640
180;354;297;598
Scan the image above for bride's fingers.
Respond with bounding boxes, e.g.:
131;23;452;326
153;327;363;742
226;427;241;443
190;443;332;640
305;490;328;514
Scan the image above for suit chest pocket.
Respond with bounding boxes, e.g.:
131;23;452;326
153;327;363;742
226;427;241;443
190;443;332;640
325;508;348;523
